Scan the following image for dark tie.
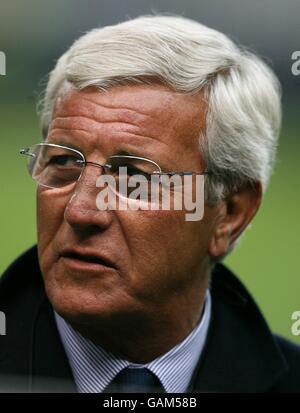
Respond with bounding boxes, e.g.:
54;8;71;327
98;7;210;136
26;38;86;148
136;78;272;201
104;367;165;393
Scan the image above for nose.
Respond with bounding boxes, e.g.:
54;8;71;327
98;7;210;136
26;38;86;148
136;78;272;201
64;164;112;232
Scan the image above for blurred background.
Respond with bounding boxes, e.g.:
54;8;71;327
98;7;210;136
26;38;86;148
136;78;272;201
0;0;299;343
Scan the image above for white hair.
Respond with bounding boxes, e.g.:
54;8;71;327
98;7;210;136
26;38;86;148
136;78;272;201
39;14;282;204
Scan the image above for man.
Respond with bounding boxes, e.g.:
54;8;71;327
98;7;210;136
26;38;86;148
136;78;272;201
1;15;299;393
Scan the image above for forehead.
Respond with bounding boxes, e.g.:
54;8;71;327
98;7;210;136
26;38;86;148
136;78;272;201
49;84;207;165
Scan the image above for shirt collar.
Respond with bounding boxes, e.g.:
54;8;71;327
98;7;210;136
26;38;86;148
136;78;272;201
55;290;211;393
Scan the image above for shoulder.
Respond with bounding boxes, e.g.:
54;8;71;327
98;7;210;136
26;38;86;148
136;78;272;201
0;245;43;320
0;246;40;289
207;263;300;393
270;335;300;393
275;335;300;364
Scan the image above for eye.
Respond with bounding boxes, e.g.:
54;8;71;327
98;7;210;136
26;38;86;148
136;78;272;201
48;155;80;167
109;163;151;180
126;165;149;177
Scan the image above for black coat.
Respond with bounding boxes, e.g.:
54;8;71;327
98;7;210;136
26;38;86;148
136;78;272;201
0;246;299;393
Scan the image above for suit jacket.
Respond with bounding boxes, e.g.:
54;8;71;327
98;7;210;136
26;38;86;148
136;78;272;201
0;246;299;393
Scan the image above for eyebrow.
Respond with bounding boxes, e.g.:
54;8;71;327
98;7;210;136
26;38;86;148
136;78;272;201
47;139;148;160
46;139;81;152
114;149;141;157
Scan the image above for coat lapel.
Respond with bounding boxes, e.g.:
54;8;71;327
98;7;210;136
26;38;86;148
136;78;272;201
0;246;76;392
30;296;76;392
191;264;288;392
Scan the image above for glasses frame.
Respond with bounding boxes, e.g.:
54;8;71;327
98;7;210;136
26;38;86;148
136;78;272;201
20;142;210;188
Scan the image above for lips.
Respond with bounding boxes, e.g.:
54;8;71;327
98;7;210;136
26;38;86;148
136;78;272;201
60;249;116;269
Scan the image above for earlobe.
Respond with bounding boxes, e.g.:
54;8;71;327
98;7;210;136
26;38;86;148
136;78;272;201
227;181;262;244
208;202;231;258
208;221;232;259
208;182;262;259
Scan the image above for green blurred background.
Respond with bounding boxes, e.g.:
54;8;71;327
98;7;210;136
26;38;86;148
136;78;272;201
0;0;299;344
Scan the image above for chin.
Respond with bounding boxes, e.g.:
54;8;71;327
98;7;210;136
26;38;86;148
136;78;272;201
44;276;138;326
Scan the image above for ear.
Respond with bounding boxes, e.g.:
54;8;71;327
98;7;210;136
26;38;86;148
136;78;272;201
208;181;262;259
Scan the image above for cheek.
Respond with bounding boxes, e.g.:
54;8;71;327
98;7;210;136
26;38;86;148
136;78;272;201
116;208;212;293
37;187;68;271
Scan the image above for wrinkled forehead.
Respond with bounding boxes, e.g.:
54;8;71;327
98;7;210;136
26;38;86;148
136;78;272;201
50;84;207;151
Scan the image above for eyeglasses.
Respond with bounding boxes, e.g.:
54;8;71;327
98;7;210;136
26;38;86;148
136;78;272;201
20;143;209;208
20;143;209;185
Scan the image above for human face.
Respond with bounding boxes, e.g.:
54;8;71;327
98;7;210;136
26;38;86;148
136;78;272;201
37;84;215;327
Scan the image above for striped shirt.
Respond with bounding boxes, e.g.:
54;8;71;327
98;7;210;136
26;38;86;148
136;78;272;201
54;290;211;393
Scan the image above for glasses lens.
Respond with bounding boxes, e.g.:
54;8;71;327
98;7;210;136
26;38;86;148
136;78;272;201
106;156;156;200
27;144;84;188
108;156;160;179
102;156;199;211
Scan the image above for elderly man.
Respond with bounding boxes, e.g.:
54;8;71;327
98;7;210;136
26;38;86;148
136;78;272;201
1;15;299;393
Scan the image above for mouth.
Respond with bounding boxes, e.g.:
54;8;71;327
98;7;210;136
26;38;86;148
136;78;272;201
59;250;116;272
